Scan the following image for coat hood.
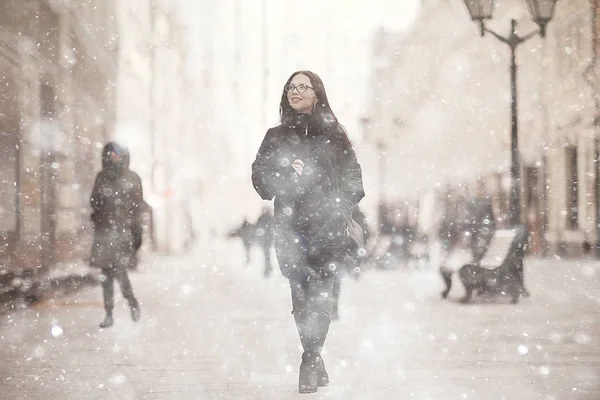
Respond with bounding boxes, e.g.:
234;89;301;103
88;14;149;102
101;142;126;178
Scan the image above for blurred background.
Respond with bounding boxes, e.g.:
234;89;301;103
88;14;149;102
0;0;598;286
2;1;600;399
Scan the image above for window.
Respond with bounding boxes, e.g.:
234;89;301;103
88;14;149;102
0;68;19;234
41;82;55;118
524;166;539;209
40;82;56;150
0;133;18;233
565;145;578;229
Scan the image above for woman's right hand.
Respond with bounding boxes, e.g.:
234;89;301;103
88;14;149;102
292;159;304;176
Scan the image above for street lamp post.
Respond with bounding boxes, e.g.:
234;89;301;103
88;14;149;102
377;139;387;206
463;0;558;227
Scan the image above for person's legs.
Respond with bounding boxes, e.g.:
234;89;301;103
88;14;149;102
305;272;335;351
516;256;530;297
114;269;140;321
290;277;310;350
100;269;115;328
331;273;341;320
263;245;272;277
243;241;251;265
290;266;336;393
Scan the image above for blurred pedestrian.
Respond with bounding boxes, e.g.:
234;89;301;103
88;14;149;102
228;218;254;265
465;182;496;262
90;142;143;328
252;70;364;394
393;211;413;268
255;207;274;277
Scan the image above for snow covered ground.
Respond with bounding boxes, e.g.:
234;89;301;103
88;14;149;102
0;239;598;399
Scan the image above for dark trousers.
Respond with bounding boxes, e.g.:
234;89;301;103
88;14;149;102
243;243;251;265
332;274;341;318
290;270;336;363
101;269;138;314
262;244;273;276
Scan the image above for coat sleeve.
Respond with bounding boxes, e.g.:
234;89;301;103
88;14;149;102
90;173;106;226
335;135;365;213
129;171;144;219
251;129;298;200
90;173;103;213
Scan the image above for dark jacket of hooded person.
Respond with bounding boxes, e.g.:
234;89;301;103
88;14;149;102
90;142;144;270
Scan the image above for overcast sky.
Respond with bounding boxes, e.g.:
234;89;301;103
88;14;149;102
165;1;419;220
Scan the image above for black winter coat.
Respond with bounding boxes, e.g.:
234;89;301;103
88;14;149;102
89;166;144;271
252;116;364;278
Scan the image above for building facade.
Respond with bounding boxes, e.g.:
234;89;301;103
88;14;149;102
0;0;118;276
114;0;154;251
364;0;600;258
363;0;553;253
544;0;595;256
115;0;202;254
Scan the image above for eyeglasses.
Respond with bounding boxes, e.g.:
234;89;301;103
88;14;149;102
285;83;314;93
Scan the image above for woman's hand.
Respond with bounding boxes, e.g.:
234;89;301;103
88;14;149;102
292;159;304;176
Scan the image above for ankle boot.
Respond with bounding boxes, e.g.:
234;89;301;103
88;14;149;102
99;313;113;328
299;360;318;394
316;357;329;387
130;304;141;322
331;309;339;321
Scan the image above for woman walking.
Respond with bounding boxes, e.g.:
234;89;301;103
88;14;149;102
90;142;143;328
252;71;364;393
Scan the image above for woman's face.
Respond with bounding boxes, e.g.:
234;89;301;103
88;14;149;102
286;73;317;115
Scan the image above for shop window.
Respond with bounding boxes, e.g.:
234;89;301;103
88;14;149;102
0;71;19;234
566;145;578;229
0;133;18;233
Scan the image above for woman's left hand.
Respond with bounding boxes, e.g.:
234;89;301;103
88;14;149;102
292;159;304;176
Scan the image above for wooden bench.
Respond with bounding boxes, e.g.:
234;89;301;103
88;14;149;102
0;270;39;306
0;272;19;299
440;226;529;303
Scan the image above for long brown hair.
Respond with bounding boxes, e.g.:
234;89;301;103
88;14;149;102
279;70;338;127
279;71;353;149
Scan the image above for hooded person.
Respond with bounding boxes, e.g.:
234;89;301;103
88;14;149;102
90;142;144;328
255;206;274;277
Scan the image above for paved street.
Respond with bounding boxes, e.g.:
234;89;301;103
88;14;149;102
0;239;599;400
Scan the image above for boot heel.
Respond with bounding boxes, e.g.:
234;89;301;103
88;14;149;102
299;362;317;394
316;357;329;387
99;314;113;328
